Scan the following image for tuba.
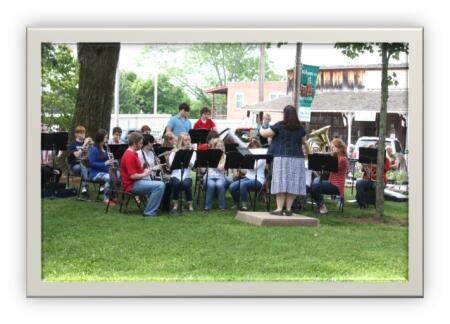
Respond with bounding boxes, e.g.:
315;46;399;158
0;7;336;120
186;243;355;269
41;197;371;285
306;125;331;154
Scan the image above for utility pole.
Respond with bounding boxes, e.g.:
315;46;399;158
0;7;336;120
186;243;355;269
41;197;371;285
293;43;302;109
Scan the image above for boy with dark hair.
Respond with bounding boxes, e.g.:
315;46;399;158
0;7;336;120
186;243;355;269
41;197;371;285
120;132;165;217
165;102;192;136
140;125;151;135
193;106;218;132
108;126;124;144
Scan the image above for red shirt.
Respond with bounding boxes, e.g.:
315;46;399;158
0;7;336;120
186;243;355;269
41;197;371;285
120;148;143;192
193;118;216;130
329;155;348;198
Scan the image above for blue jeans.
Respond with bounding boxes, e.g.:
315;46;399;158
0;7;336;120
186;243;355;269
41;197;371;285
92;172;112;200
203;177;231;209
229;178;262;204
170;177;193;201
71;163;89;188
132;179;166;216
356;179;376;207
310;180;340;207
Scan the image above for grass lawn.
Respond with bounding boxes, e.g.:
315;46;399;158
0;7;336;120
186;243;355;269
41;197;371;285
41;188;408;282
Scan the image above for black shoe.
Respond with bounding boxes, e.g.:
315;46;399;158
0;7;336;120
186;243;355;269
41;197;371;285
269;210;283;216
285;211;293;216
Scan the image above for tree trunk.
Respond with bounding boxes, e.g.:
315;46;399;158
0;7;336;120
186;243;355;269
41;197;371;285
375;43;389;220
72;43;120;139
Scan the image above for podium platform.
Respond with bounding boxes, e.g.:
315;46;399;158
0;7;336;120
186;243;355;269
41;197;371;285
236;211;320;227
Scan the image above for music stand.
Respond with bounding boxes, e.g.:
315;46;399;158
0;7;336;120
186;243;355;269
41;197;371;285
154;147;173;164
107;144;128;162
225;143;239;153
189;129;209;144
170;150;194;213
194;149;223;210
41;132;69;198
358;147;378;184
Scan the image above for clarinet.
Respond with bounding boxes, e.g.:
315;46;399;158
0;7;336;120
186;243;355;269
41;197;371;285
105;145;119;171
141;150;154;180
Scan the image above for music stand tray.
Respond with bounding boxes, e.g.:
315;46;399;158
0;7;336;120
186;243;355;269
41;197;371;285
308;153;338;172
41;132;69;151
194;149;223;169
189;129;209;144
358;147;378;164
225;143;239;153
107;144;128;161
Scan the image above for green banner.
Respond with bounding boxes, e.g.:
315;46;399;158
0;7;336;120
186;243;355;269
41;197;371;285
298;64;320;107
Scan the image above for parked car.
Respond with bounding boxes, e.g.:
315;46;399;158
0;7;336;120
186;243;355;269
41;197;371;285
234;127;256;143
352;136;404;160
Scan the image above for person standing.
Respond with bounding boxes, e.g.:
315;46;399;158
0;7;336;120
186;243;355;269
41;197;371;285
193;107;218;132
309;138;348;214
120;132;166;217
255;113;272;146
165;102;192;137
259;105;309;216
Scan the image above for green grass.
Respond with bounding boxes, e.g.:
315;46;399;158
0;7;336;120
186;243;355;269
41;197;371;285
42;188;408;282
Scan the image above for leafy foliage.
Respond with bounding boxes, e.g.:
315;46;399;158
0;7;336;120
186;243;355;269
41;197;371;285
41;43;79;130
118;70;192;115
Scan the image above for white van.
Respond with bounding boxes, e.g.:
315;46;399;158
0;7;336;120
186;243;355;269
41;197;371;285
352;136;404;160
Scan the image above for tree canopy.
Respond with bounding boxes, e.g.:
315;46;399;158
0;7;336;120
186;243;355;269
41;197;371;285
41;43;79;131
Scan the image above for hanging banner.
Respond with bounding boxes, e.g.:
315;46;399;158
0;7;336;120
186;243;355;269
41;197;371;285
298;64;320;108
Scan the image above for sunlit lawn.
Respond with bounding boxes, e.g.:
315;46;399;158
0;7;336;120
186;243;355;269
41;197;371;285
42;187;408;282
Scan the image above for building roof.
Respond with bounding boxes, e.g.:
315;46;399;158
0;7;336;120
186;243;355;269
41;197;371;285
242;90;408;113
204;85;228;94
287;63;409;71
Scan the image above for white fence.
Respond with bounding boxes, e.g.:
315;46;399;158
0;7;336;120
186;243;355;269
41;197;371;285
110;114;257;139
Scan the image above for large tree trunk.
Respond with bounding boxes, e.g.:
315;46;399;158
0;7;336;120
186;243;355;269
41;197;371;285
72;43;120;139
375;43;389;220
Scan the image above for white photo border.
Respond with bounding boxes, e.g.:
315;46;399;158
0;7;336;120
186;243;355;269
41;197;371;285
27;27;423;297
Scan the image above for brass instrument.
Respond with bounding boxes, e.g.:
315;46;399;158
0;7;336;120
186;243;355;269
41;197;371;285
306;125;331;154
80;137;93;168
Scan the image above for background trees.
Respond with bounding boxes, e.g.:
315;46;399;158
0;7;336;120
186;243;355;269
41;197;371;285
335;42;409;220
41;43;79;131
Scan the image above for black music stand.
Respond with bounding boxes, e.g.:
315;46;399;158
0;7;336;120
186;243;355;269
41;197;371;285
225;143;239;153
154;147;173;164
194;149;223;210
170;150;194;213
189;129;209;144
358;147;378;164
107;144;128;161
41;132;69;198
308;153;339;211
241;149;272;211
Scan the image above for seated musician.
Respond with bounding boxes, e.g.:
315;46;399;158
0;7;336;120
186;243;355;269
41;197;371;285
137;134;163;180
310;138;348;214
229;139;266;211
108;126;125;144
140;125;151;135
356;144;390;209
41;123;62;189
168;133;196;212
88;129;118;206
202;138;230;212
68;125;91;195
120;132;166;217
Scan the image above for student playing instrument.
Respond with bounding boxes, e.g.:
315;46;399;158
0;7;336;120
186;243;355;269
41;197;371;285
168;133;197;212
202;138;230;211
88;129;117;206
193;106;218;132
108;126;125;144
356;144;390;209
229;140;266;211
120;132;166;217
137;134;163;180
68;125;91;195
309;138;348;214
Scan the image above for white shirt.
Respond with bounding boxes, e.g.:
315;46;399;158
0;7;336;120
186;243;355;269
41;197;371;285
169;150;197;180
137;149;156;169
245;159;266;184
